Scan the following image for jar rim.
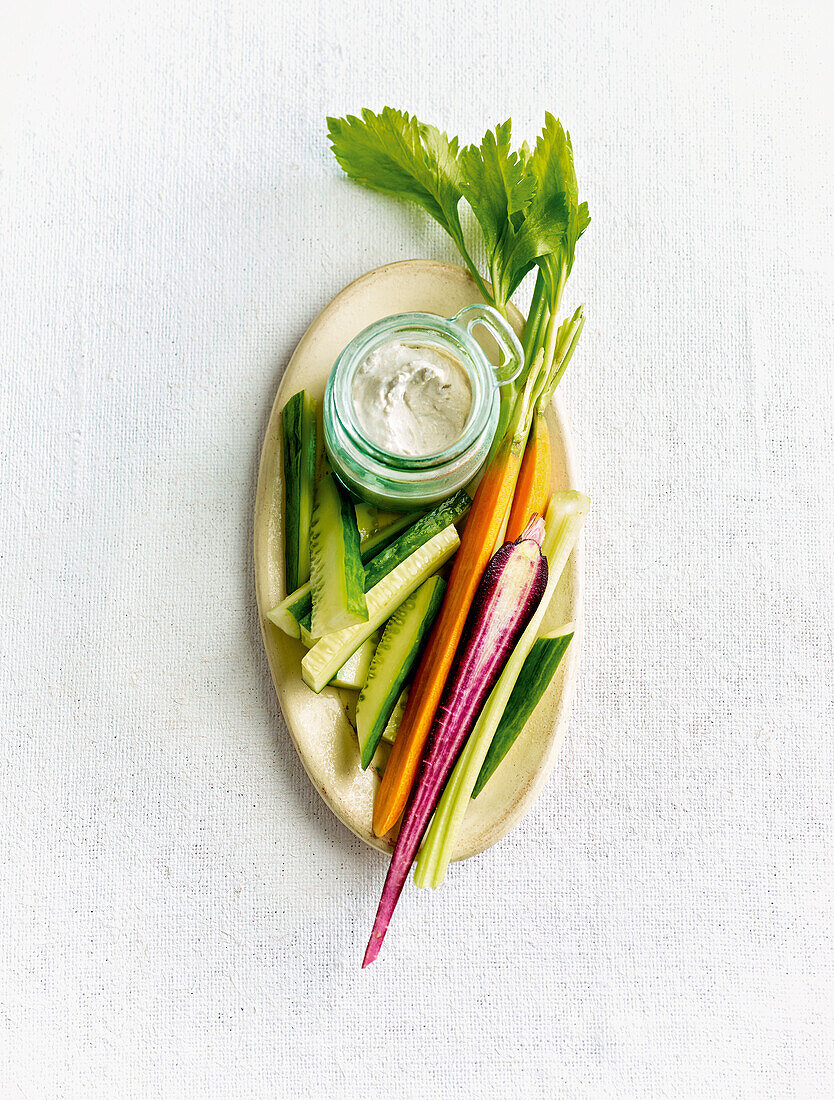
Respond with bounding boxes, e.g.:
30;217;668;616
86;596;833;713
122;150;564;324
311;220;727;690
323;310;502;508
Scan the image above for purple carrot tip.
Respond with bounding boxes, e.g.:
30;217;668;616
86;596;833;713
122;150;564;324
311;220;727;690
362;932;383;968
518;514;545;546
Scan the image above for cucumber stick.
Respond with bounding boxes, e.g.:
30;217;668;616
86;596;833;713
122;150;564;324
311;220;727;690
355;576;445;769
296;625;379;690
301;525;460;693
382;688;408;745
358;512;414;559
300;488;467;639
282;391;317;592
309;474;367;636
354;502;378;543
301;489;466;639
269;490;469;638
354;503;406;543
266;513;413;639
330;632;379;690
472;628;573;797
361;489;468;591
267;585;312;638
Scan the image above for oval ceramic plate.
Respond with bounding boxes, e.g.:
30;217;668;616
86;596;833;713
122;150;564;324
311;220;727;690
254;260;583;858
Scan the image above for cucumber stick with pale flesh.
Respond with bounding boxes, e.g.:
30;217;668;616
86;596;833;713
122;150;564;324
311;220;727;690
301;525;460;693
382;688;408;744
309;474;367;637
330;631;379;690
302;488;468;638
266;512;413;639
269;489;470;639
354;502;380;542
356;576;445;769
354;503;406;543
358;512;414;559
282;391;317;592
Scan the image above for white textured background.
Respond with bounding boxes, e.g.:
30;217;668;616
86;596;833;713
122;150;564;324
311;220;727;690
2;1;833;1097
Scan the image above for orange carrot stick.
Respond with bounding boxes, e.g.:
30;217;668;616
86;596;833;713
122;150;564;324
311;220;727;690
372;436;524;836
505;414;551;542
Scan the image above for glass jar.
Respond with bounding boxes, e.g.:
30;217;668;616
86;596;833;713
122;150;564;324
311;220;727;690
323;306;523;510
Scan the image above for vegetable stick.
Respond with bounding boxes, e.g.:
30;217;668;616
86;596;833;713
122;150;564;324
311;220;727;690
371;343;553;836
505;414;551;542
363;518;548;966
371;433;524;837
413;492;589;889
309;474;368;637
282;391;317;592
472;627;573;797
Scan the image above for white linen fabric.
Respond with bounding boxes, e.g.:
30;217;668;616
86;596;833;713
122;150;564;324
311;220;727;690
1;1;832;1096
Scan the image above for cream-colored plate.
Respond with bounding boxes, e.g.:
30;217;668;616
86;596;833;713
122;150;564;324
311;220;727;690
254;260;583;857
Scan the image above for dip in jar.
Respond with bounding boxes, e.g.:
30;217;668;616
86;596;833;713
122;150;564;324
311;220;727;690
351;341;473;458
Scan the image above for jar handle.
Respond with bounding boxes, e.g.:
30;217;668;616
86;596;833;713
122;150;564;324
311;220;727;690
450;305;524;387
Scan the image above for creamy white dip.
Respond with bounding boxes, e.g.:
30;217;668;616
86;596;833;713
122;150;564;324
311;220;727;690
352;341;472;457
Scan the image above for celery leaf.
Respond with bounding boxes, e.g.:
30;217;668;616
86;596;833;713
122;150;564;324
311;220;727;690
528;114;591;284
327;107;466;255
458;121;552;306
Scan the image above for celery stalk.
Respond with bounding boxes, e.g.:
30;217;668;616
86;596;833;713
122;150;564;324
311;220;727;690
413;490;589;889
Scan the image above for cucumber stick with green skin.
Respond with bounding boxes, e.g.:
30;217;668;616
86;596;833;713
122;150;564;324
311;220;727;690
301;489;469;639
309;474;368;637
301;525;460;693
330;631;379;690
355;510;414;558
266;512;413;638
282;391;317;592
356;576;445;769
361;490;468;591
472;628;574;797
354;502;379;543
354;503;406;543
270;489;470;639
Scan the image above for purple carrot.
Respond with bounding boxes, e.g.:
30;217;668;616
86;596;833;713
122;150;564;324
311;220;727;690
363;516;548;966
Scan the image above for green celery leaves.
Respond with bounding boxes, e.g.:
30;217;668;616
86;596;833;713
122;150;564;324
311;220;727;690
527;114;591;309
326;108;470;269
326;107;589;313
458;121;541;306
326;106;590;409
